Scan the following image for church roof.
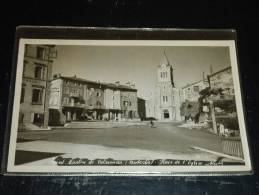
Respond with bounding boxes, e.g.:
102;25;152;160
160;51;171;67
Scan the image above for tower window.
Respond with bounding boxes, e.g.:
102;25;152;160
160;72;168;78
163;96;168;102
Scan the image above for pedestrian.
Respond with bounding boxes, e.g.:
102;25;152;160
150;120;154;127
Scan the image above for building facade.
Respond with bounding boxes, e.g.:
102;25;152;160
49;75;138;125
137;98;146;121
181;79;209;102
145;92;156;119
19;44;57;129
155;62;181;120
103;87;121;120
146;54;181;121
120;90;138;120
206;66;238;135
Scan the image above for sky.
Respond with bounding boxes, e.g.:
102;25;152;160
52;45;231;99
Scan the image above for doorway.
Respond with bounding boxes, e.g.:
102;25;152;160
33;113;44;126
163;109;170;119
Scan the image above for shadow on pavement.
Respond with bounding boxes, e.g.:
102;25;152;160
16;138;41;143
15;150;64;165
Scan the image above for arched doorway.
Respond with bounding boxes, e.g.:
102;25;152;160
163;109;170;119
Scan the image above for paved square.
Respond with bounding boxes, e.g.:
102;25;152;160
16;122;224;165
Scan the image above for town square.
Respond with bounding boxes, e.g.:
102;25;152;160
10;41;246;168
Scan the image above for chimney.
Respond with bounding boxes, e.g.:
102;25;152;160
115;81;120;86
74;75;77;78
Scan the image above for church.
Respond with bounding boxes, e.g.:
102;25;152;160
146;52;182;121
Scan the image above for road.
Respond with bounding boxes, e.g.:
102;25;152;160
17;122;222;154
14;122;225;165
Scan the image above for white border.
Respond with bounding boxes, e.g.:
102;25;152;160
6;39;252;175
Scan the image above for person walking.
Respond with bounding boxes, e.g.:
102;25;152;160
150;120;154;127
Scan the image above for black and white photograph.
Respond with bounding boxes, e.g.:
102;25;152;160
6;39;252;174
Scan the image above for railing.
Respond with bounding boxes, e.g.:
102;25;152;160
221;136;243;158
63;102;85;108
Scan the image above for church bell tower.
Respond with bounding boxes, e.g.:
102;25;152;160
155;51;181;121
157;51;175;87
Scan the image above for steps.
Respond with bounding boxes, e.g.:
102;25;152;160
63;121;147;129
18;123;52;131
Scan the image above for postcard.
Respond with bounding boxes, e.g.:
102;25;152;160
3;28;252;175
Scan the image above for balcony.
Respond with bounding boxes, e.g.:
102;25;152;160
63;102;85;108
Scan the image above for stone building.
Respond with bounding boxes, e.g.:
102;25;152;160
120;89;138;120
145;92;156;119
146;53;181;121
48;75;138;124
102;86;121;121
19;44;57;130
181;79;209;102
49;76;105;124
137;98;146;121
103;82;137;121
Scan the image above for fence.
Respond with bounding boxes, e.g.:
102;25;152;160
221;136;243;158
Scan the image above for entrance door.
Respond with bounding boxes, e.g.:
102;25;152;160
129;111;133;119
163;109;170;119
66;111;71;122
33;113;44;125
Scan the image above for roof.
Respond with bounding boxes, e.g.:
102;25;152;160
52;75;137;92
102;82;136;91
61;76;99;85
182;79;207;89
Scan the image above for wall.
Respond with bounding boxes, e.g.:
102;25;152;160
62;79;85;107
49;79;62;109
182;80;209;102
120;90;137;111
137;98;146;120
104;88;121;110
86;84;104;109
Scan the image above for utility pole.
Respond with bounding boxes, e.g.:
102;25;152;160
210;65;213;75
